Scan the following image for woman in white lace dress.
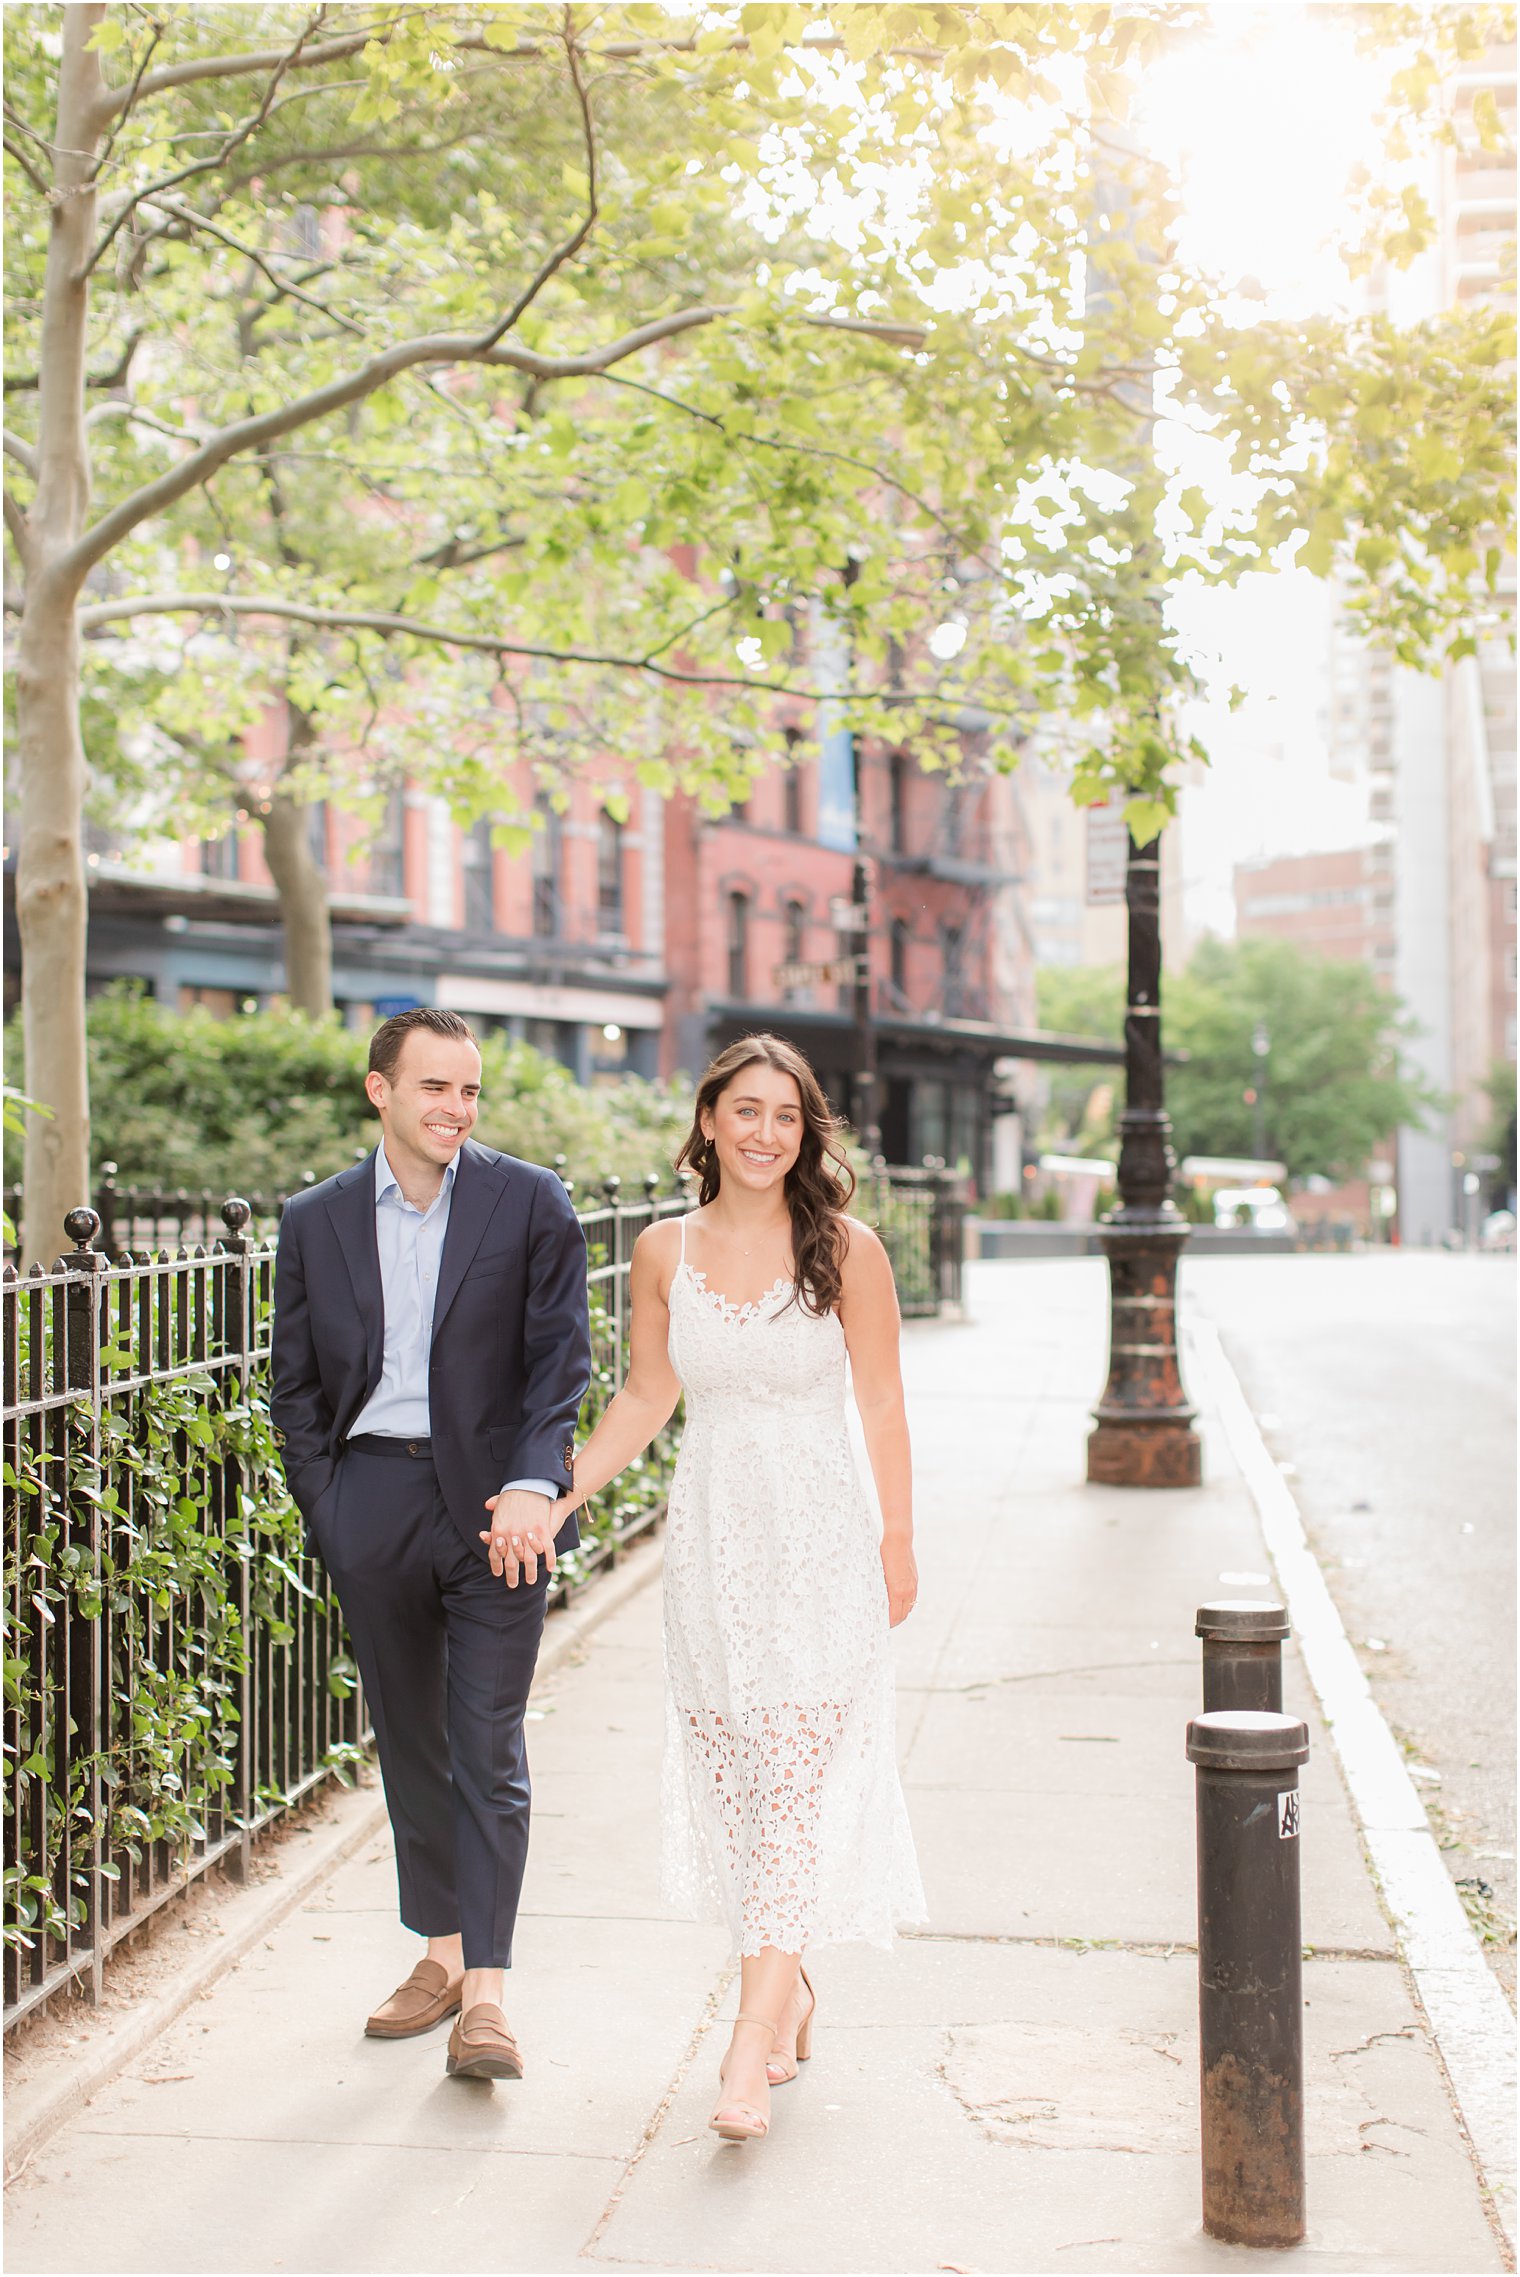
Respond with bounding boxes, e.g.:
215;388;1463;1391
546;1034;925;2143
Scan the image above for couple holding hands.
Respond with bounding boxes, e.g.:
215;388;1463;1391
272;1008;924;2146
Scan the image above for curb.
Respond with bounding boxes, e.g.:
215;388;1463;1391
3;1531;665;2182
1187;1313;1516;2256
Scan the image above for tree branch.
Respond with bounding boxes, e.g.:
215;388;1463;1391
416;530;527;572
93;14;166;175
638;592;743;663
73;588;1018;716
3;429;39;478
90;13;440;118
5;327;143;395
61;305;735;587
475;8;598;357
84;401;206;444
88;17;706;121
3;132;51;197
81;8;332;281
142;195;367;334
600;371;994;575
3;486;30;563
217;127;480;199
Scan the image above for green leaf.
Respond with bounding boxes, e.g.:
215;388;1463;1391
1472;88;1506;151
1300;509;1343;580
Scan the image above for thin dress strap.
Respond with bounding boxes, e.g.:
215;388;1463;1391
678;1208;687;1265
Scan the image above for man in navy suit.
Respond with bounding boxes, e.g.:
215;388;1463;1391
272;1007;589;2080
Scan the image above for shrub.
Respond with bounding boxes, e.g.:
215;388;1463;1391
7;989;700;1199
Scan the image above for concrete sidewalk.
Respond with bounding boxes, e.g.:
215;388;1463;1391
5;1260;1507;2275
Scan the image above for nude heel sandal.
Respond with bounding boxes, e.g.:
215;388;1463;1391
766;1966;815;2087
710;2013;778;2142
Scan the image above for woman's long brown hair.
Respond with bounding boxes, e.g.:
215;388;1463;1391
674;1034;857;1316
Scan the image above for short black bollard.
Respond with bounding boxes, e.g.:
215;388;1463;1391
1186;1709;1310;2249
1195;1600;1289;1714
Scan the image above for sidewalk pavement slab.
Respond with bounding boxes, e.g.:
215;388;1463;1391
4;1259;1504;2275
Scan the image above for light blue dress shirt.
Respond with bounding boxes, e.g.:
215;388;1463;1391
349;1144;558;1505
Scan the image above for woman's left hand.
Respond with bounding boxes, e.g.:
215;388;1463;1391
880;1535;918;1627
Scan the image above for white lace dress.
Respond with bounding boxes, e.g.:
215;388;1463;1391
659;1214;926;1955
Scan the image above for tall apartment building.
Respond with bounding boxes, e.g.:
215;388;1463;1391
1234;847;1392;966
1326;41;1516;1239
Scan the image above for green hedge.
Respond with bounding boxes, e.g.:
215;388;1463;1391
13;987;697;1197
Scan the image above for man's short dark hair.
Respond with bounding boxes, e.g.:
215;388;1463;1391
368;1007;479;1084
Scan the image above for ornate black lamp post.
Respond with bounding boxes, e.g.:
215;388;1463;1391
1086;829;1201;1488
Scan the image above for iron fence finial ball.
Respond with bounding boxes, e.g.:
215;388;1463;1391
222;1197;252;1232
64;1206;101;1249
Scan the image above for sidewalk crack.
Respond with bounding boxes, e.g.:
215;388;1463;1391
579;1965;735;2262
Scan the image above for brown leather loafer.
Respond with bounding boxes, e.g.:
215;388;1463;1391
364;1958;464;2040
445;2002;525;2080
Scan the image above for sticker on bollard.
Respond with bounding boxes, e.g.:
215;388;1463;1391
1186;1710;1310;2249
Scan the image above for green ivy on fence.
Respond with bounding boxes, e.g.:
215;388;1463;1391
3;1261;682;1986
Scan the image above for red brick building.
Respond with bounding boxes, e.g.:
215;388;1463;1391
1233;847;1391;967
664;730;1038;1179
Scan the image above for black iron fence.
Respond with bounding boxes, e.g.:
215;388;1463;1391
863;1163;967;1317
3;1164;962;2030
4;1165;318;1264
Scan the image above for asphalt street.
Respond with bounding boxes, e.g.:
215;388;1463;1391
1181;1249;1517;2000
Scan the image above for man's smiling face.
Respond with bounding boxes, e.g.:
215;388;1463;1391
365;1031;482;1180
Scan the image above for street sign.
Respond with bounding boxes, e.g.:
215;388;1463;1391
773;957;864;990
1086;801;1129;906
828;898;870;931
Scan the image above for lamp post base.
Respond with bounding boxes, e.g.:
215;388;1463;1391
1088;1414;1202;1488
1086;1214;1202;1489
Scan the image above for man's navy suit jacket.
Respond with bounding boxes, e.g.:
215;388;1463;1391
270;1140;591;1559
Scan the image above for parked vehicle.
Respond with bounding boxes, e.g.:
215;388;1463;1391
1480;1208;1516;1253
1212;1185;1297;1234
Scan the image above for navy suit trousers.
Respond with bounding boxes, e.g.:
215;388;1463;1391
312;1442;547;1969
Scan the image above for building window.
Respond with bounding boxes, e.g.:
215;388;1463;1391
597;809;625;935
783;730;805;835
890;750;910;853
941;919;965;1016
462;818;496;934
532;797;561;938
781;896;806;1001
370;785;406;899
890;916;910;1003
942;782;964;856
200;820;239;882
305;800;328;872
727;890;750;999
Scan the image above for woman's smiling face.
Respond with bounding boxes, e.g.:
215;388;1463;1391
701;1062;806;1195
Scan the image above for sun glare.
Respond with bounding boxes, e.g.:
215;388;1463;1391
1134;4;1392;318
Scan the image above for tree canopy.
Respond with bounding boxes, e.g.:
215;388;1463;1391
1037;938;1442;1181
3;2;1514;1256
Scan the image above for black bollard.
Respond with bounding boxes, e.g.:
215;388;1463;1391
1195;1600;1289;1714
1186;1709;1309;2248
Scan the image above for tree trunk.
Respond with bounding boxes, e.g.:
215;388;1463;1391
15;7;106;1266
260;790;334;1017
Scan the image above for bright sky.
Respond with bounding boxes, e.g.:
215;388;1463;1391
1133;3;1410;939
